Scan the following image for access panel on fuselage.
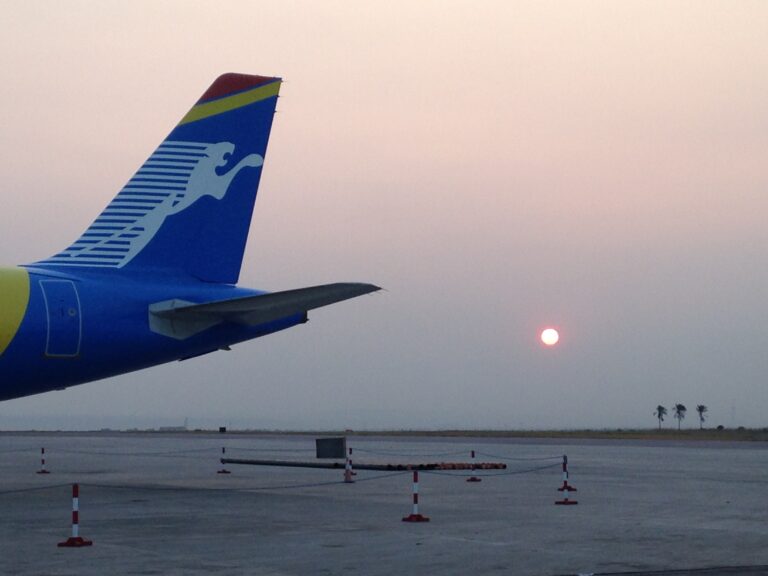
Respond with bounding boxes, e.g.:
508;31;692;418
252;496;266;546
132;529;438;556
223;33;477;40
39;280;82;357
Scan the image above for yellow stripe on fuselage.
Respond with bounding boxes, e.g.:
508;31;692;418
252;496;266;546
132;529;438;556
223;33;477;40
0;267;30;355
178;81;281;126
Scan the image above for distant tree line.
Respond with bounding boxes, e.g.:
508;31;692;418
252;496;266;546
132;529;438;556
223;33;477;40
654;404;708;430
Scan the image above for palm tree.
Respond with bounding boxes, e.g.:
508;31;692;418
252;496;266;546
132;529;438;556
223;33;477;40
673;403;687;430
654;405;667;430
696;404;708;429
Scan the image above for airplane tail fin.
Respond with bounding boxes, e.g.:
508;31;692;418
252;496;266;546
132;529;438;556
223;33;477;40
36;73;281;284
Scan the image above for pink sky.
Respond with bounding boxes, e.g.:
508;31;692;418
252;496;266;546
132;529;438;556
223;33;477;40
1;1;767;429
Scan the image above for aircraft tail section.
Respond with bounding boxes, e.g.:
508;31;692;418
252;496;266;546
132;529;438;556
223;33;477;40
36;73;281;284
148;283;381;340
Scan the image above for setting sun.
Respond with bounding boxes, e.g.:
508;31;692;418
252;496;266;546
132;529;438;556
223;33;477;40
541;328;560;346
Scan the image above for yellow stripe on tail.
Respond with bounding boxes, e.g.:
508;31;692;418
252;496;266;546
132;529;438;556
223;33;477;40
179;81;281;126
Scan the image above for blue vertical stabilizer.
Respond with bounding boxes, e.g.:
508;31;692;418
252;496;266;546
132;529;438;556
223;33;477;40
36;74;281;283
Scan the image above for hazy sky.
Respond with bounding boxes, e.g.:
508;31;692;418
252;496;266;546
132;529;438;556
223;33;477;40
1;1;767;430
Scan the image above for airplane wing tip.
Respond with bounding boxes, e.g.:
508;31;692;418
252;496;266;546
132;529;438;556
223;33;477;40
341;282;383;297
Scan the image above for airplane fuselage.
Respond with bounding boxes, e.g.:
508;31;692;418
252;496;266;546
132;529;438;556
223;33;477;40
0;266;306;401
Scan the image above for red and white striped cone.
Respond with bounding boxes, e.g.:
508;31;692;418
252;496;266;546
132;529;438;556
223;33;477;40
58;484;93;547
217;447;231;474
466;449;482;482
555;455;578;505
37;447;50;475
344;447;355;483
402;470;430;522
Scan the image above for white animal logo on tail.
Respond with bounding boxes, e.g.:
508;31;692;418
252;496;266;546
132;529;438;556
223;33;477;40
43;141;263;268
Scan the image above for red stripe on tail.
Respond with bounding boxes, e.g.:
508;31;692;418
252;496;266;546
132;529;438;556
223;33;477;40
198;73;278;103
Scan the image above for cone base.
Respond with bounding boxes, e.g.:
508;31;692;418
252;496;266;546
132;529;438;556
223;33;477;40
402;514;430;522
58;536;93;547
555;500;578;505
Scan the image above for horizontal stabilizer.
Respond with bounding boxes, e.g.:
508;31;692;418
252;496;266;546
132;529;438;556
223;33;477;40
149;283;380;339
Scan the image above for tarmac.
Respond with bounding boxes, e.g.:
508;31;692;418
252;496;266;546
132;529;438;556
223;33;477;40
0;432;766;576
